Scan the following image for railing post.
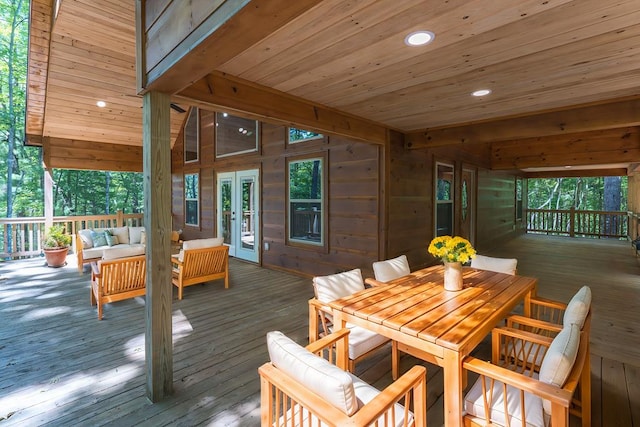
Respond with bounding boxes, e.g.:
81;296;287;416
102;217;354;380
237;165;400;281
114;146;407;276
569;207;575;237
117;210;124;227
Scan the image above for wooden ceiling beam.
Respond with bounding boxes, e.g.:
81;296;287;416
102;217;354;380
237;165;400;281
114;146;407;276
140;0;323;95
176;71;388;145
43;137;143;171
491;127;640;170
405;97;640;149
523;168;628;179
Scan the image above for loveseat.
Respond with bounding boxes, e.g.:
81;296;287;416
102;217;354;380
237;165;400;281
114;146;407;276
76;226;146;273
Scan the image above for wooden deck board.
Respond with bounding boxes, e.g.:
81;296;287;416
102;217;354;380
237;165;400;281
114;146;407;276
0;233;639;426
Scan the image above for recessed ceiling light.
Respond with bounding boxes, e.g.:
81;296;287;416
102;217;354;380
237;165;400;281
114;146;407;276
471;89;492;97
223;112;228;117
96;100;106;108
404;31;435;47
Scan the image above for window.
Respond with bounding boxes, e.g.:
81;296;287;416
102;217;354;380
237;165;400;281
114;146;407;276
184;108;199;163
435;162;454;236
516;177;523;221
288;127;323;144
288;157;324;246
216;112;258;157
185;173;199;226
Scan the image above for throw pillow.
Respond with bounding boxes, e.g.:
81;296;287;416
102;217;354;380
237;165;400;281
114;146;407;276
104;230;119;247
90;230;108;247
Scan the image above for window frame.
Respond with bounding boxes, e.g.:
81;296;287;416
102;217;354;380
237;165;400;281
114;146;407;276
184;172;200;227
184;108;199;163
286;153;328;251
434;161;455;237
515;176;524;222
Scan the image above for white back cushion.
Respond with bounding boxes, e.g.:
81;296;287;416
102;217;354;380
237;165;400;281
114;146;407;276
471;254;518;275
78;229;94;249
182;237;224;250
563;286;591;329
539;323;580;414
129;226;145;244
267;331;358;416
179;237;224;262
110;226;130;244
372;255;410;283
313;269;365;303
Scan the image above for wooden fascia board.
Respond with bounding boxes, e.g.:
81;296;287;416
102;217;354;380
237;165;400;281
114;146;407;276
140;0;323;95
523;168;628;179
26;0;54;139
44;137;143;172
405;97;640;149
491;127;640;170
176;71;388;145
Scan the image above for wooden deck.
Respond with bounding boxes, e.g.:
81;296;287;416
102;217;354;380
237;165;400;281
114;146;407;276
0;234;638;426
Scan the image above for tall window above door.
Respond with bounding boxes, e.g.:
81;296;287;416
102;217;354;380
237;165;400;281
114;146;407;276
435;162;454;236
215;112;259;158
184;108;199;163
287;157;325;247
185;173;199;226
288;127;323;144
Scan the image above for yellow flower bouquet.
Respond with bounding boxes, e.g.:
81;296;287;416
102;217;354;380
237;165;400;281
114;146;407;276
428;235;476;264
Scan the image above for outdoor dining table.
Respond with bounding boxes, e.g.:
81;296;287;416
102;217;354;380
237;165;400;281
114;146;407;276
328;264;538;427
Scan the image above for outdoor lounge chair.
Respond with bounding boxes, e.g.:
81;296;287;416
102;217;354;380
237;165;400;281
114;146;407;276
90;254;146;320
171;237;229;299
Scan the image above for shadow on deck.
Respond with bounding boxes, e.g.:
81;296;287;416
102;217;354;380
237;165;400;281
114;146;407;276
0;234;638;426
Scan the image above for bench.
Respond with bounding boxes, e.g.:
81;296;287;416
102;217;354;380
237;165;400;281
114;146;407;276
171;238;229;300
77;226;145;273
90;254;146;320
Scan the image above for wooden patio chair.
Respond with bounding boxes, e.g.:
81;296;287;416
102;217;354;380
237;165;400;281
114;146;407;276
259;328;427;427
506;285;592;425
463;322;589;427
470;254;518;275
308;268;399;377
171;239;229;300
90;254;146;320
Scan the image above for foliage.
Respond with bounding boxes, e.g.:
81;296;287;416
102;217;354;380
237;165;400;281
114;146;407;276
428;235;476;264
43;224;71;249
527;177;627;211
289;159;322;200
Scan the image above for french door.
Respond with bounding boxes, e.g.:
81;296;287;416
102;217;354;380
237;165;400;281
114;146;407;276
217;169;260;262
460;167;476;245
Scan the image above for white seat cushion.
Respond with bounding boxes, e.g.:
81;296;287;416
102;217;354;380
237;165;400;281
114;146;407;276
464;372;545;427
329;324;389;360
267;331;358;416
563;286;591;329
372;255;411;282
313;268;365;304
539;323;580;413
102;244;146;260
471;254;518;275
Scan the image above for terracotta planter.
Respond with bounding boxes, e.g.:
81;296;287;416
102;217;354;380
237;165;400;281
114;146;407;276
443;261;463;291
44;247;69;268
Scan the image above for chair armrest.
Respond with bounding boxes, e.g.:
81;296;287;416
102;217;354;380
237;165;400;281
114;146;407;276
350;365;427;425
306;328;350;370
506;314;563;334
91;262;101;279
463;356;572;407
530;295;568;311
171;255;182;265
364;277;385;287
308;298;333;342
306;327;350;354
492;326;555;347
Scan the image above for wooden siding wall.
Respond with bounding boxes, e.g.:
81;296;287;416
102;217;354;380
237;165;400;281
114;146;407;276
476;169;522;252
171;110;520;277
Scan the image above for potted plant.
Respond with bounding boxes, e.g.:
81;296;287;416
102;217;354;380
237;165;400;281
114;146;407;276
43;224;72;268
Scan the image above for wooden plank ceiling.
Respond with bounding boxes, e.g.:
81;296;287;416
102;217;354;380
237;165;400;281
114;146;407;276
26;0;640;174
26;0;184;171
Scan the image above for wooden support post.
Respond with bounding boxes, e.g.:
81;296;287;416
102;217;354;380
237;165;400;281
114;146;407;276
143;91;173;401
44;168;54;230
570;207;575;238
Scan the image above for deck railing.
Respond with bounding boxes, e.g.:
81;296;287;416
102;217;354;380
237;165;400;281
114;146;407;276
0;211;143;260
526;208;629;239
